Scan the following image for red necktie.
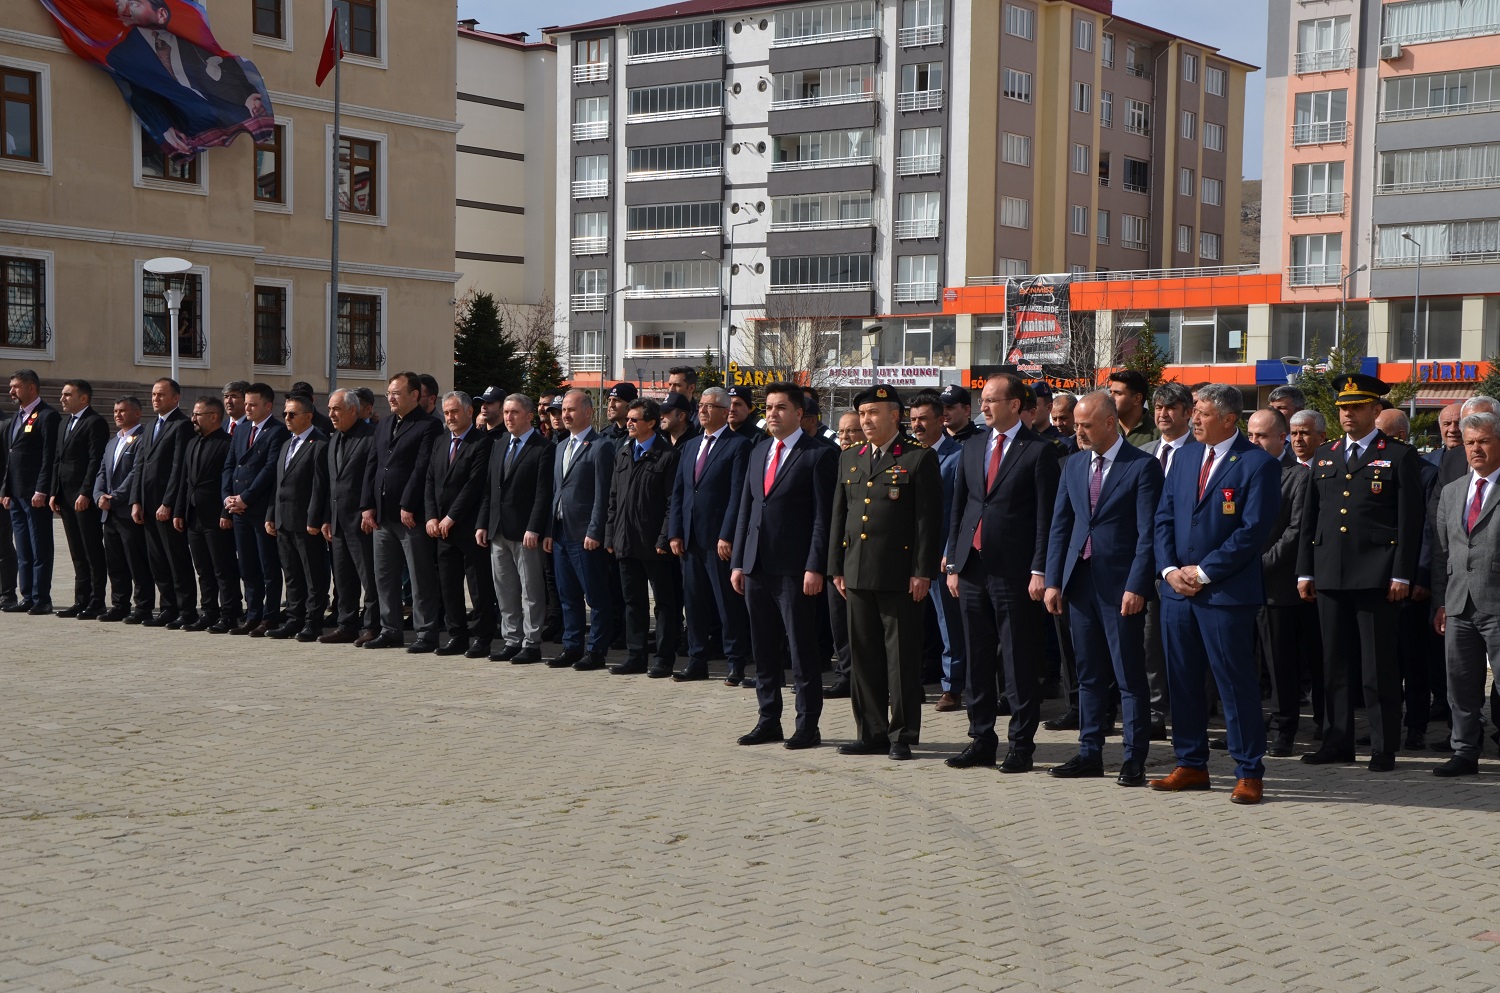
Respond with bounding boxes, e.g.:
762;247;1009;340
1197;447;1215;501
449;436;460;464
764;439;783;493
1467;478;1487;534
972;432;1005;550
246;423;257;448
1158;444;1169;473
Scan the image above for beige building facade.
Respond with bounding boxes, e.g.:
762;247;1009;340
0;0;459;400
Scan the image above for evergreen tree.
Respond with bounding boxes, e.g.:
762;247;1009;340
1475;356;1500;401
525;336;566;399
1121;318;1170;393
696;350;724;389
1294;321;1416;437
453;292;525;399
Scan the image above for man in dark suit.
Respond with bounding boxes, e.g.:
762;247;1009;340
1246;408;1310;756
361;372;443;651
604;398;680;677
94;397;151;622
171;396;240;631
945;373;1062;772
309;389;378;645
265;395;328;642
831;385;943;761
731;382;836;748
1044;390;1163;785
544;389;619;670
727;385;766;446
1150;384;1281;805
424;391;494;658
1299;374;1425;771
50;379;109;618
222;383;288;635
0;401;15;609
669;386;751;682
129;377;195;627
2;369;60;613
909;392;966;712
477;393;553;664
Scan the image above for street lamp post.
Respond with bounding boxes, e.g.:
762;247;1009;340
143;256;193;385
720;213;758;378
1339;262;1367;340
863;323;884;387
1402;232;1422;420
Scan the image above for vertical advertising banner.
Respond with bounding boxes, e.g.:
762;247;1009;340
1004;274;1072;373
36;0;275;158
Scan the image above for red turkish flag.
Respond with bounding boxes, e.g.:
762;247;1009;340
315;10;344;87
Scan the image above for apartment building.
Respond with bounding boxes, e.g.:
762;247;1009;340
1262;0;1500;377
544;0;1252;385
456;23;557;325
0;0;458;398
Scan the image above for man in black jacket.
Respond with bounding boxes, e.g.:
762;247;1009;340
130;377;196;627
604;398;680;676
50;379;109;618
221;383;288;634
172;396;240;631
425;391;494;658
94;397;151;622
3;368;61;613
309;389;379;644
266;395;328;642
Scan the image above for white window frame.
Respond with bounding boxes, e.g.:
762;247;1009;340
1180;167;1195;196
1178;224;1193;253
0;55;52;177
1182;110;1196;141
254;0;294;51
1121;214;1149;251
1005;3;1035;40
1205;66;1226;97
0;245;55;362
1097;209;1110;244
1071;204;1088;236
325;123;387;226
324;281;389;379
1002;132;1032;166
1203;122;1224;151
133;126;208;196
324;0;387;71
253;114;295;215
1202;176;1223;206
1075;18;1094;52
1100;90;1113;127
1072;143;1090;174
1002;258;1030;277
1101;32;1115;69
1183;52;1198;83
1004;68;1033;103
252;276;294;375
134;259;211;370
1200;232;1222;261
1000;196;1031;230
1074;81;1092;113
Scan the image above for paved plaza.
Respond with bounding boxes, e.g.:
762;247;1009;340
4;553;1500;993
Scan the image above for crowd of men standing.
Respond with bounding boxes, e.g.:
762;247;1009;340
3;363;1498;803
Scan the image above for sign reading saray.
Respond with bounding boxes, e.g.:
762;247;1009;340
1004;274;1071;368
36;0;274;158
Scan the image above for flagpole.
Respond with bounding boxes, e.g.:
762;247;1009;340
327;16;342;395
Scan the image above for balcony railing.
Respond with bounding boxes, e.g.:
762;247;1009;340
1101;56;1115;69
772;26;879;49
1287;264;1341;286
1125;63;1152;79
626;166;722;183
1290;192;1347;216
893;281;938;302
1385;20;1500;47
1291;120;1348;145
767;280;873;294
571;292;607;312
626;107;722;125
896;153;941;176
1122;236;1150;251
894;218;940;239
572;62;609;83
623;286;718;299
624;225;722;240
1377;176;1500;195
1124;122;1152;138
1379;97;1500;123
769;216;873;233
897;89;944;112
1376;250;1500;268
1294;48;1354;74
1123;180;1149;194
623;347;719;361
898;23;944;46
1097;231;1109;245
770;153;876;172
571;235;609;255
626;44;724;65
572;121;609;141
570;353;604;372
771;91;876;111
966;264;1259;286
571;179;609;199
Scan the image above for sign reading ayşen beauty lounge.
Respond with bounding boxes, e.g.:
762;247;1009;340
817;366;946;388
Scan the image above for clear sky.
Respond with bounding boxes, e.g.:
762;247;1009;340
456;0;1270;178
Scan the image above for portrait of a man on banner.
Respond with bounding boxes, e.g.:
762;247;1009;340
35;0;274;158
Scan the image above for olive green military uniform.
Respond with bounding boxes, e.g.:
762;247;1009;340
828;434;944;745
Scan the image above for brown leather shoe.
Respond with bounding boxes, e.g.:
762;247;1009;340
934;692;962;712
249;620;272;638
353;629;378;647
1148;766;1211;791
318;627;359;644
1229;778;1264;804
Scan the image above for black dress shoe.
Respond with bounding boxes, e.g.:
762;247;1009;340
738;721;785;745
407;639;438;654
491;643;522;662
142;610;176;628
945;741;997;769
465;642;491;659
1148;721;1169;742
646;665;673;678
363;633;404;650
1208;736;1228;751
610;660;647;675
1049;754;1105;778
672;665;708;681
55;604;83;618
1116;759;1147;787
26;601;52;616
510;646;543;664
1;599;32;613
167;612;198;630
838;739;888;755
540;622;562;643
1267;737;1296;758
434;639;468;656
99;607;129;622
184;615;215;632
1433;756;1479;777
573;652;607;671
889;742;913;760
545;648;583;668
296;627;322;643
784;729;822;750
1403;730;1426;750
1368;751;1396;772
1000;749;1034;774
77;607;102;621
723;663;745;686
266;621;300;640
123;610;150;625
824;677;851;698
209;618;241;634
0;595;17;611
1301;747;1354;765
1355;734;1372;746
1042;709;1079;732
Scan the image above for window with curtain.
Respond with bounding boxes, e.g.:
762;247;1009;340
1378;143;1500;193
1383;0;1500;46
1377;219;1500;264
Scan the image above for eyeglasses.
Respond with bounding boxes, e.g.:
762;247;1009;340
625;416;653;424
698;403;727;411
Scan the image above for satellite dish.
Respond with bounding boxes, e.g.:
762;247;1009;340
143;256;193;275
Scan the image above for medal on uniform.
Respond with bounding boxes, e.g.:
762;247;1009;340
1221;487;1236;515
888;487;900;500
1372;481;1383;494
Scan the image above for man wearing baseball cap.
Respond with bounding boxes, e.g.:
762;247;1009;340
726;385;765;446
604;382;638;441
940;385;979;443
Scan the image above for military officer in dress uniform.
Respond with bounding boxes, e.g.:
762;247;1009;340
829;384;944;760
1298;373;1425;771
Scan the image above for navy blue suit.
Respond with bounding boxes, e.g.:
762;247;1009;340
1153;433;1281;779
548;428;619;655
668;427;752;676
222;417;289;625
1046;441;1162;763
3;400;60;605
928;432;966;694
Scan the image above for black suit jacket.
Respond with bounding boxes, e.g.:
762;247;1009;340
52;407;109;504
363;409;442;522
174;430;233;528
130;408;192;511
669;428;751;551
946;424;1062;579
477;430;554;541
605;434;679;559
3;399;61;501
309;421;375;536
222;416;289;514
94;425;145;521
270;430;327;532
1261;457;1310;606
732;432;836;576
424;428;492;532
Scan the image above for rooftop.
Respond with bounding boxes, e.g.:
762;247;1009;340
458;21;557;50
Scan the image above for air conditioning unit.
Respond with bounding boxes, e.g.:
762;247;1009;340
1379;42;1402;60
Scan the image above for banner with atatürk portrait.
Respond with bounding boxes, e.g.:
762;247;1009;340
35;0;274;159
1004;274;1072;371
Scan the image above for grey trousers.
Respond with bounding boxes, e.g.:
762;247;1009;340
373;519;440;638
491;535;545;648
1445;603;1500;761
